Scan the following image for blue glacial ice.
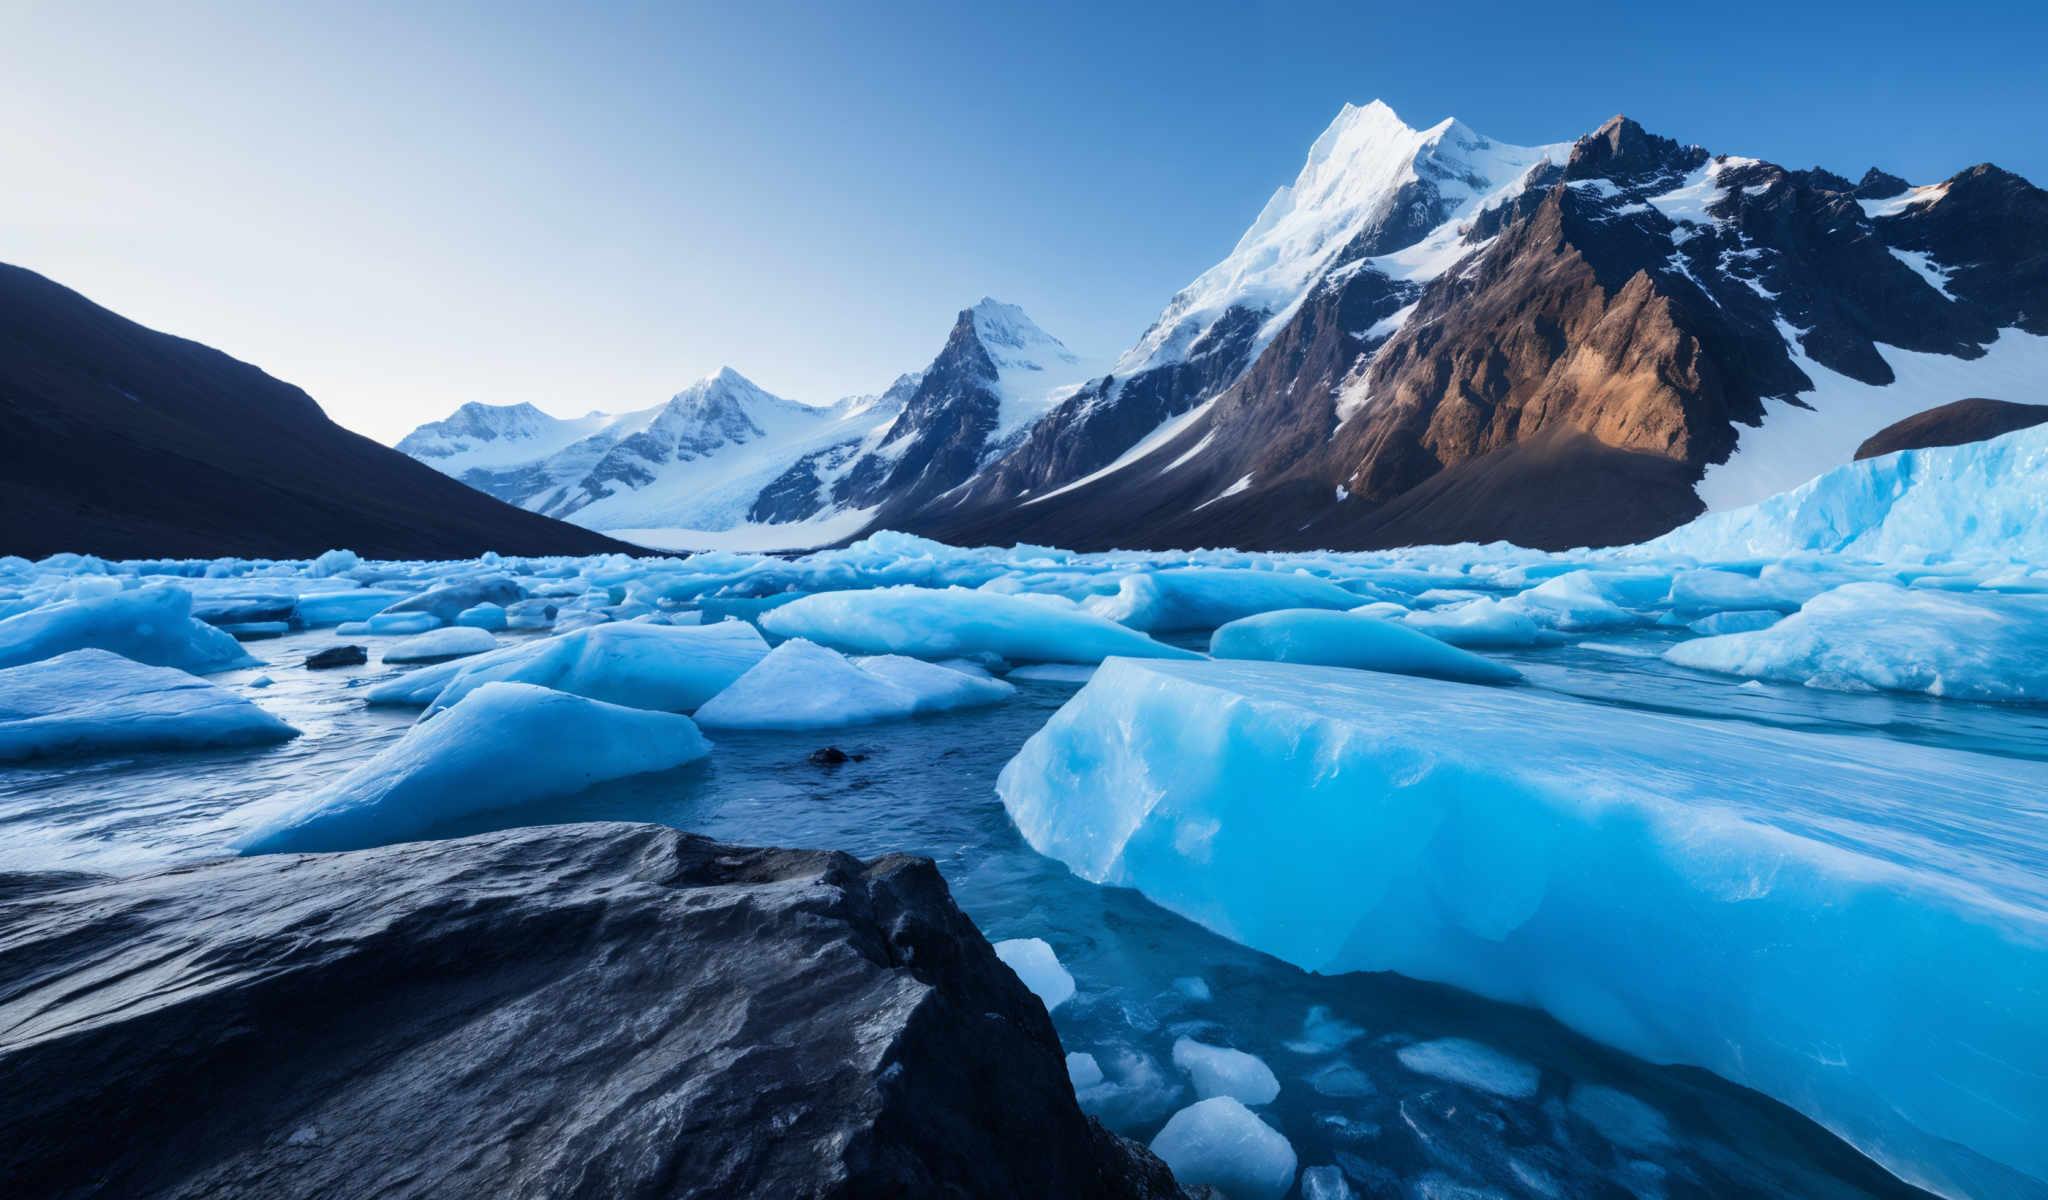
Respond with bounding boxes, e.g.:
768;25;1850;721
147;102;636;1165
1666;581;2048;701
1647;422;2048;563
0;586;258;673
453;601;509;630
1082;568;1362;632
1209;609;1521;684
374;572;525;622
369;620;769;714
852;654;1015;713
998;657;2048;1196
694;639;920;730
760;585;1202;663
381;625;500;662
0;649;298;761
238;681;710;854
289;588;410;626
1149;1096;1297;1200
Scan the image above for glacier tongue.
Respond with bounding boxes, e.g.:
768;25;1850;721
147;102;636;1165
997;657;2048;1198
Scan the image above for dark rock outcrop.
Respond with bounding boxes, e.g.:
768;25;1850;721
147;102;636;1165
303;644;367;669
0;263;640;561
0;822;1193;1200
1854;397;2048;460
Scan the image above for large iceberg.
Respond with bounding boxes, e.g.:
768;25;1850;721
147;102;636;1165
239;682;710;854
0;586;257;673
1665;582;2048;702
998;658;2048;1197
1647;422;2048;563
760;586;1200;663
1210;609;1520;684
0;649;298;761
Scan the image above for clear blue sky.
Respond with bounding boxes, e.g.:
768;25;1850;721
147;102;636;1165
4;0;2042;442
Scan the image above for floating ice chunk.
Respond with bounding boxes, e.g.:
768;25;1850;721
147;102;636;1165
761;586;1200;663
1172;976;1212;1003
1149;1097;1297;1200
238;682;710;854
1667;582;2048;701
1084;568;1361;632
0;586;257;674
372;621;770;714
853;654;1015;713
0;649;298;761
1173;1037;1281;1104
1568;1084;1672;1152
1396;1039;1540;1099
1066;1052;1104;1091
1305;1060;1373;1098
1509;570;1657;630
992;937;1075;1010
1284;1006;1365;1054
307;548;360;577
382;626;500;663
1074;1047;1184;1127
1666;569;1812;617
377;574;525;622
1301;1164;1355;1200
1685;610;1783;636
695;639;919;730
506;598;558;629
998;657;2048;1193
1210;609;1520;684
366;612;440;635
1397;598;1553;648
454;602;508;630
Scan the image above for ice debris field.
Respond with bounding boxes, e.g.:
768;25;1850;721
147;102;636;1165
3;427;2047;1199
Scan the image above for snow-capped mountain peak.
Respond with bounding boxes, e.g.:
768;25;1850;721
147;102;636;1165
961;299;1101;437
1118;100;1565;377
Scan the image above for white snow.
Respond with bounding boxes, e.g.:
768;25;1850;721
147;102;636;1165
1696;325;2048;512
992;937;1075;1009
1858;182;1947;219
968;298;1107;438
1193;473;1254;511
1888;248;1956;299
1119;101;1564;381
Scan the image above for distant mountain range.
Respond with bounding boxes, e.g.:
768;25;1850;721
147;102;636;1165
400;101;2048;552
0;264;634;560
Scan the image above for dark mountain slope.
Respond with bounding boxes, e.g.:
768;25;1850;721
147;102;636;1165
1854;397;2048;460
0;263;637;559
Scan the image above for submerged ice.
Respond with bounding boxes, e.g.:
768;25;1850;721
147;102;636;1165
998;657;2048;1195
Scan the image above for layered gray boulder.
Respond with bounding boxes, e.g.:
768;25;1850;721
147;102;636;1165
0;823;1193;1199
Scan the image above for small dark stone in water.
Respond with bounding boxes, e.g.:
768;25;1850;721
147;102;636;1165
306;645;368;669
808;748;870;766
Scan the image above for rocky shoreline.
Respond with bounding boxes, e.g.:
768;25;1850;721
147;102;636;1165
0;822;1199;1198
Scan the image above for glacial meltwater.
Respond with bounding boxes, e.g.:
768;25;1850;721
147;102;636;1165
7;611;2043;1200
